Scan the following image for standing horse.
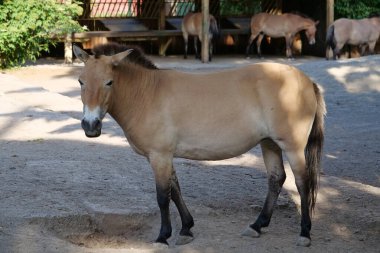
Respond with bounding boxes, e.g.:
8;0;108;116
182;12;219;61
246;12;319;59
73;42;326;247
326;15;380;60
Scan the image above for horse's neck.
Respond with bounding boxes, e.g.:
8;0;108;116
299;19;313;31
370;17;380;28
109;65;158;131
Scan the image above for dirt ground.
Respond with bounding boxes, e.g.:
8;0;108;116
0;54;379;253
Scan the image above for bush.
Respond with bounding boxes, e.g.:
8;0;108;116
335;0;380;19
0;0;83;68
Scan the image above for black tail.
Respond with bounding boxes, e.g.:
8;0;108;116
209;16;220;39
325;24;335;60
305;83;326;213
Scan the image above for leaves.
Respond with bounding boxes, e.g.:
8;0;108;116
335;0;380;19
0;0;83;68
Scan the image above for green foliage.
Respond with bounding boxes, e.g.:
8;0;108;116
220;0;261;16
0;0;83;68
335;0;380;19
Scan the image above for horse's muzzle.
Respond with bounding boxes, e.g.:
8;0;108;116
81;118;102;138
309;39;316;45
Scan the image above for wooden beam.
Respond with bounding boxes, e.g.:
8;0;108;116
201;0;210;63
72;30;183;40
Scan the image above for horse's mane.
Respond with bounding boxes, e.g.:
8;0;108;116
289;11;314;21
92;42;158;70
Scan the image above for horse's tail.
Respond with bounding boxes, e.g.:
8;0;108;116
325;24;335;59
209;16;220;39
306;83;326;213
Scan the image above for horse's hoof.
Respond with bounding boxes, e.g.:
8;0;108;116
246;57;251;60
296;236;311;247
241;226;260;238
152;242;170;249
176;235;194;245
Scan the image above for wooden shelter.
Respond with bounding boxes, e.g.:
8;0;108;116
66;0;335;62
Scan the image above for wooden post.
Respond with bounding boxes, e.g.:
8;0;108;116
326;0;334;29
64;34;73;64
201;0;210;63
64;0;73;64
158;0;167;56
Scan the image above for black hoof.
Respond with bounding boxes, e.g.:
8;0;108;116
155;237;169;245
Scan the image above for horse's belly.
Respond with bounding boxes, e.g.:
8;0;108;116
174;129;262;160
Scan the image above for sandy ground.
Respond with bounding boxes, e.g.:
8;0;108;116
0;54;379;253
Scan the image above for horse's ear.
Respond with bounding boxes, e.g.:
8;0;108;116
73;45;89;63
112;49;134;67
315;20;320;26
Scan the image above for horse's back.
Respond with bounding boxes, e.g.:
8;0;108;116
182;12;201;35
250;12;300;35
333;18;379;44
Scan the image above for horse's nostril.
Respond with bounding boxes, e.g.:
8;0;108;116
81;119;89;131
93;118;102;130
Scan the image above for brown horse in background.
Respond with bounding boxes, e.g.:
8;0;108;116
246;12;319;59
73;42;325;248
182;12;219;61
326;15;380;60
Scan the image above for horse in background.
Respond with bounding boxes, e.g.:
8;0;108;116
182;12;219;61
246;12;319;59
326;14;380;60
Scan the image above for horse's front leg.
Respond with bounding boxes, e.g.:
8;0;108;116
149;152;194;246
149;153;174;245
171;170;194;245
285;35;294;59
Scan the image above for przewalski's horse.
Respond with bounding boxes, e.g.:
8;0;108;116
73;42;326;247
246;12;319;59
326;14;380;60
182;12;219;61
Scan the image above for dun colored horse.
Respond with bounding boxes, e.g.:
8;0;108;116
326;15;380;60
246;12;319;59
182;12;219;61
73;42;326;247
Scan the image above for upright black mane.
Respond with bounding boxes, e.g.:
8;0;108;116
289;11;314;21
92;42;158;70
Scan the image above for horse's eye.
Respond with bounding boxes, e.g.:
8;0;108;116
105;80;113;86
78;80;84;86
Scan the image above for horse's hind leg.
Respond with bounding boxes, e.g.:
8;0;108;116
256;33;265;58
246;32;259;58
183;33;189;59
194;37;200;59
285;149;312;247
242;139;285;237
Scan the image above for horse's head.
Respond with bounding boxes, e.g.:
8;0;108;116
305;20;319;45
73;45;133;137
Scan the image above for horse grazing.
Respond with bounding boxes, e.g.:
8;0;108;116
246;12;319;59
73;42;326;247
182;12;219;61
326;15;380;60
